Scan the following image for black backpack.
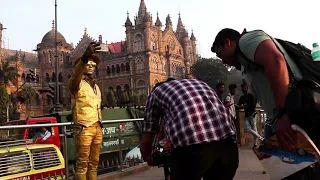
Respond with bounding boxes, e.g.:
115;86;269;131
237;30;320;140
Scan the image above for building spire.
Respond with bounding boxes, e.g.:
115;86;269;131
176;11;184;32
165;14;172;27
138;0;147;17
155;11;162;27
190;29;196;41
125;10;133;27
84;27;87;35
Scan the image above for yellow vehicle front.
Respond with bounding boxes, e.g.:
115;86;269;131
0;141;65;180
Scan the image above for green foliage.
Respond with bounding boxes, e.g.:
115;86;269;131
121;92;130;106
0;60;19;87
139;93;148;106
106;90;116;107
0;85;8;122
123;92;130;102
130;92;140;105
19;85;36;104
190;57;229;89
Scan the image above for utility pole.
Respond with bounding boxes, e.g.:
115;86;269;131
0;23;7;64
54;0;62;112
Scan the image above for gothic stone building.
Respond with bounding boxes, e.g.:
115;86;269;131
1;0;197;116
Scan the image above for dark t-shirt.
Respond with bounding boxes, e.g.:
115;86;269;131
238;93;256;117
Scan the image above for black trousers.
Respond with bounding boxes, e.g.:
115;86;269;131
170;137;239;180
163;153;171;177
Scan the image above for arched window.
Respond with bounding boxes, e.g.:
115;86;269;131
116;64;120;74
52;72;56;82
153;57;158;70
111;65;115;74
43;52;46;64
108;86;114;92
45;73;50;83
135;56;144;72
124;84;130;92
120;63;125;72
137;80;145;87
58;72;63;82
107;66;111;75
151;35;157;50
125;62;130;72
36;75;40;83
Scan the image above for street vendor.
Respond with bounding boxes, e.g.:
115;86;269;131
69;42;103;180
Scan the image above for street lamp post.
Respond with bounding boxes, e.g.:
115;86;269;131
54;0;62;112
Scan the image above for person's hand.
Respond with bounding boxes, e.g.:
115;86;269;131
275;114;295;150
82;42;101;63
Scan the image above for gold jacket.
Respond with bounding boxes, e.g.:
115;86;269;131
69;59;102;127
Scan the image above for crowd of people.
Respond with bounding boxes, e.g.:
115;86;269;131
66;28;320;180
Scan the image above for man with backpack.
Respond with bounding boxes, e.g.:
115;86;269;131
211;28;320;179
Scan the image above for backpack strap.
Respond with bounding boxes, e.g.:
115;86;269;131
235;30;264;72
235;43;263;71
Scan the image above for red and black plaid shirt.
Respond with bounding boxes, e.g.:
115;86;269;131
143;79;236;148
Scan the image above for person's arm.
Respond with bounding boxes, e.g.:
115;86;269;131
254;40;290;108
42;131;52;141
237;96;245;108
254;39;295;148
224;95;233;108
69;59;86;94
140;93;161;165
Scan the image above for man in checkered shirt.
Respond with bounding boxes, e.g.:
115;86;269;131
140;78;239;180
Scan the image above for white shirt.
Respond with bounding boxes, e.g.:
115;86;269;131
224;93;236;119
33;130;52;142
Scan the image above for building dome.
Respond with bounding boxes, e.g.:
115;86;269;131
41;29;67;45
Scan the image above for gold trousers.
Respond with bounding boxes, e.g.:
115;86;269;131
73;122;102;180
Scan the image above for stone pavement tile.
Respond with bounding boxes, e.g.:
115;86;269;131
119;148;270;180
234;148;269;180
115;168;164;180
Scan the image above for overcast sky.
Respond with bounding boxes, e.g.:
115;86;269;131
1;0;320;58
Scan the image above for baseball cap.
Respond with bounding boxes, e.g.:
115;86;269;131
211;28;241;53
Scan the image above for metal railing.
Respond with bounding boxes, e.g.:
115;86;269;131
0;118;144;179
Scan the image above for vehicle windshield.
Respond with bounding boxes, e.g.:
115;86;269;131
0;121;26;140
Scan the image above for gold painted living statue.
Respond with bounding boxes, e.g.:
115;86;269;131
69;42;103;180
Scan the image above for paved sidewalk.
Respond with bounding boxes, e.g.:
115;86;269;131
117;148;270;180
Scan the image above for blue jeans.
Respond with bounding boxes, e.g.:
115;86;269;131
245;113;263;144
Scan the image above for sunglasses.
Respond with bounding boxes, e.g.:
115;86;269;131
86;61;97;67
